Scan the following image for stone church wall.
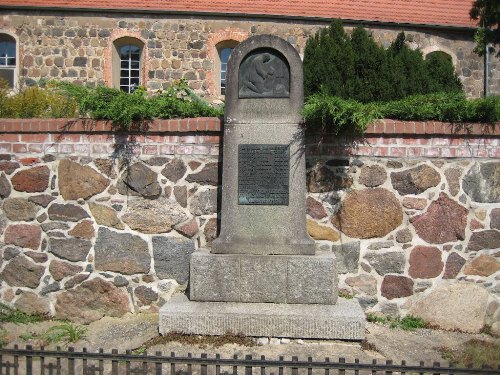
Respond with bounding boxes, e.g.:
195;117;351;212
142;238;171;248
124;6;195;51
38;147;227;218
0;10;498;99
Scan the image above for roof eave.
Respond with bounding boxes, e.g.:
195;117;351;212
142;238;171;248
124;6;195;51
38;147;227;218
0;4;478;31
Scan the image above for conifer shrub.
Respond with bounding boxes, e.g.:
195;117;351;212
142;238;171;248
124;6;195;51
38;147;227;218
303;20;463;102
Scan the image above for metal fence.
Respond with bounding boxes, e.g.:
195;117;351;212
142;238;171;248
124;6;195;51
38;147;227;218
1;345;499;375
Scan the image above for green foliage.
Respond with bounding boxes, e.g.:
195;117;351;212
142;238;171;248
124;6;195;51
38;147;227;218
382;92;500;122
0;303;47;324
19;332;37;341
366;313;428;331
303;93;382;134
338;290;354;299
56;79;223;129
366;313;389;324
389;315;428;331
151;80;223;119
425;52;463;94
44;322;87;344
303;21;463;102
0;327;8;347
437;340;500;368
303;20;355;98
304;92;500;134
470;0;500;57
0;82;78;118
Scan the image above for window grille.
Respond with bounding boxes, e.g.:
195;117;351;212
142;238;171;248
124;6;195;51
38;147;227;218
220;47;232;95
0;37;16;88
119;44;141;93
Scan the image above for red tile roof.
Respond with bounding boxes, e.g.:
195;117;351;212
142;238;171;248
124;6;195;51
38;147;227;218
0;0;477;29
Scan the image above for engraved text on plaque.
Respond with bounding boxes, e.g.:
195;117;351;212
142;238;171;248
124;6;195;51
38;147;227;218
238;144;289;205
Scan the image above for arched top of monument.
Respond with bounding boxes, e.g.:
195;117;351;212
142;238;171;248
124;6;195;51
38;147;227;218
225;35;303;125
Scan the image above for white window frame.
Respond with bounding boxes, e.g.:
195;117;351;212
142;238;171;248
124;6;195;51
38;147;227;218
0;33;17;90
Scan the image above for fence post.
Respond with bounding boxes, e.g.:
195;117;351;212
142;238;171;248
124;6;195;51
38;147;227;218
401;360;406;375
324;357;329;375
419;361;425;375
142;351;148;374
233;354;238;375
216;353;221;375
261;355;266;375
245;354;252;375
171;352;176;375
83;347;88;374
279;356;284;375
307;356;312;375
201;353;208;375
67;347;75;375
13;344;19;375
432;361;440;375
385;359;393;375
125;350;131;374
99;348;104;375
155;351;162;375
111;349;119;375
292;356;299;375
372;359;377;375
339;357;345;375
26;345;33;375
354;358;359;375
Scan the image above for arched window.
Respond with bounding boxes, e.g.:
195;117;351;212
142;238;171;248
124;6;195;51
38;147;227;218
113;37;144;93
215;40;239;95
0;34;16;89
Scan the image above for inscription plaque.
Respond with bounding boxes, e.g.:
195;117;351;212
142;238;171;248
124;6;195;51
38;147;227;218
238;144;289;205
239;48;290;99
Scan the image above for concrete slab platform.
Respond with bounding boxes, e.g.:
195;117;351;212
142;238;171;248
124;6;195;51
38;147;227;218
159;295;365;340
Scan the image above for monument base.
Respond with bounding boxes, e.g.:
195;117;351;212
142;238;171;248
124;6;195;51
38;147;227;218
159;295;365;340
190;250;338;304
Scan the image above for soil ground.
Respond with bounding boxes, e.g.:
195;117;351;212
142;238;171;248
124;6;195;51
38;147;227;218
2;312;498;368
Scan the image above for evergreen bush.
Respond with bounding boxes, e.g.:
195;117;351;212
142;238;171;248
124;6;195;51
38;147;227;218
303;20;463;102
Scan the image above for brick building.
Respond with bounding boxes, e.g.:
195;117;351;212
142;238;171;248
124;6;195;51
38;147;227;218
0;0;498;99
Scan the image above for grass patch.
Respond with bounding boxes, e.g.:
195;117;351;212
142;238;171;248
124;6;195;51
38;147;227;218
0;327;8;347
0;303;48;324
366;313;429;331
140;331;255;350
436;340;500;369
19;332;37;341
390;315;428;331
44;322;87;344
366;313;389;324
338;290;354;299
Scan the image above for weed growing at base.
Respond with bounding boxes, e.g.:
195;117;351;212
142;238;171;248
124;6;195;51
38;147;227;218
436;339;500;369
44;322;87;344
366;313;428;331
0;303;47;324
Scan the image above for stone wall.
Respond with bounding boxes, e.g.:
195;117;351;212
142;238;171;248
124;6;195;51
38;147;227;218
0;118;499;333
1;10;498;98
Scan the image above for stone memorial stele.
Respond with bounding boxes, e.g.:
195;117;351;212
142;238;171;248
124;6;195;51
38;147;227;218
160;35;365;340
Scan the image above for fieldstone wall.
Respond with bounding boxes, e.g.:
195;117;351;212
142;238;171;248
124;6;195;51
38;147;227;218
0;153;220;324
0;118;499;333
0;10;498;98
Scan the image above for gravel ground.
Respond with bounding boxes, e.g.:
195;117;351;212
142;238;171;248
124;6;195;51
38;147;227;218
2;313;498;367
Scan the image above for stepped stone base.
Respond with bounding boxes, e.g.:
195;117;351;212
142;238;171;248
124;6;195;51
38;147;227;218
189;250;338;304
159;294;366;340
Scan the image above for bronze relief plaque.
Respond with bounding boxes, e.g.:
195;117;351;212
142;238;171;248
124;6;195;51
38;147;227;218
238;144;290;205
238;48;290;98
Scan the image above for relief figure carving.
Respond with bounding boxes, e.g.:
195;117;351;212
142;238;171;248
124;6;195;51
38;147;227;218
239;49;290;98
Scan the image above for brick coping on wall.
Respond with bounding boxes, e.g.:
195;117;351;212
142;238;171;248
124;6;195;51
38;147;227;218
0;117;498;136
0;117;497;158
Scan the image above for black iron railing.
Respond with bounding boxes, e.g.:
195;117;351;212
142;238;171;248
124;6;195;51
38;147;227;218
0;345;499;375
